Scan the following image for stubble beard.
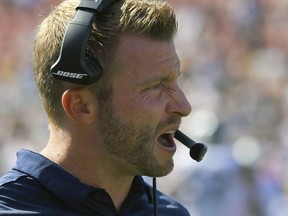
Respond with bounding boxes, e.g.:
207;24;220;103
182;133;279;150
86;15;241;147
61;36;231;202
98;97;174;177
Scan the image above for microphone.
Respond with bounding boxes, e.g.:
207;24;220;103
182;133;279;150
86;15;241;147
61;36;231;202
174;130;207;162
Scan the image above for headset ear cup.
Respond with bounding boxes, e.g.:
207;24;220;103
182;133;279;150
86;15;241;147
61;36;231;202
85;57;103;81
51;0;118;84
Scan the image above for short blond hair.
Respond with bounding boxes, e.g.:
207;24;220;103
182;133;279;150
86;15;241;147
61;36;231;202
33;0;177;126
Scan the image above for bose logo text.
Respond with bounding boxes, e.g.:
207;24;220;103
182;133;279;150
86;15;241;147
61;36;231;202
53;70;88;79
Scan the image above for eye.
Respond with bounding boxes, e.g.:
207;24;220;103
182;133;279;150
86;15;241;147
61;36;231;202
149;82;162;90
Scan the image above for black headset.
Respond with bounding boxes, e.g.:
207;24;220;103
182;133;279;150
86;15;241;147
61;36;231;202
50;0;119;85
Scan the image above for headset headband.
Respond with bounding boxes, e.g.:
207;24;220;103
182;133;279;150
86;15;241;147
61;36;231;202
50;0;119;85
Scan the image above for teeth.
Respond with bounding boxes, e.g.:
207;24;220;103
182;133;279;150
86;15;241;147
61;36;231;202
158;131;176;148
158;136;171;147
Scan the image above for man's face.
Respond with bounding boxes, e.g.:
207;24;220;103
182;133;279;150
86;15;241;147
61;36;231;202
98;34;191;177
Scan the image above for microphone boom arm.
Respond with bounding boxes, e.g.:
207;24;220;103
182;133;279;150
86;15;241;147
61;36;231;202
174;130;207;162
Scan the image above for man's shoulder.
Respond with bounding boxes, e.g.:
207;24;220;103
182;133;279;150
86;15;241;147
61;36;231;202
0;169;47;201
0;170;83;215
0;169;26;187
0;169;44;193
156;190;190;216
0;170;54;214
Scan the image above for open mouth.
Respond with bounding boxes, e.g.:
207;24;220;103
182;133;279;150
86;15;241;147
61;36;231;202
157;132;176;149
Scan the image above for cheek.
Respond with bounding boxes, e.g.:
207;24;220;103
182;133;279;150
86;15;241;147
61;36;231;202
114;96;164;124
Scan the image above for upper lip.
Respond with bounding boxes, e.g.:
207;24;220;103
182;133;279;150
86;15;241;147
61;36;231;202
159;124;181;137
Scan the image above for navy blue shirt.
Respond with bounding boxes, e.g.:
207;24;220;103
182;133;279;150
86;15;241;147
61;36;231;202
0;150;190;215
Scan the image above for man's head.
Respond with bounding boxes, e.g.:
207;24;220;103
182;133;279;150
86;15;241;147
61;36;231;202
33;0;178;128
34;0;191;177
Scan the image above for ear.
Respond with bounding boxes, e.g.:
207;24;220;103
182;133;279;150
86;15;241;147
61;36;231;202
62;89;96;125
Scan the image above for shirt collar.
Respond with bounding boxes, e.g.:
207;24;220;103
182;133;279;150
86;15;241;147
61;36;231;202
13;149;153;206
14;149;96;205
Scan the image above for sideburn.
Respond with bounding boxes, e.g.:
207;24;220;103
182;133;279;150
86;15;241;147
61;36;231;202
89;78;113;104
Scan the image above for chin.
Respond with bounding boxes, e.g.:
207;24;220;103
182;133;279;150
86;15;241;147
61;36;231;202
143;159;174;177
159;161;174;177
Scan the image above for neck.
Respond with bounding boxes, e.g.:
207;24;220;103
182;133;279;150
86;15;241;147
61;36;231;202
41;129;135;210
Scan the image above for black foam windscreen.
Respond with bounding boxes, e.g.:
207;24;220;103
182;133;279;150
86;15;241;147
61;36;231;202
174;130;207;162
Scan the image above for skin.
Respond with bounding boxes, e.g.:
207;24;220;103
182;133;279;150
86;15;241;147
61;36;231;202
41;33;191;210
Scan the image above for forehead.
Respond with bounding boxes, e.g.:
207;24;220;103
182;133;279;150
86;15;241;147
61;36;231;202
117;34;180;77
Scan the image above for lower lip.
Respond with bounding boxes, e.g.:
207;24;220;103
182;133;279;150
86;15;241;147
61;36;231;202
156;140;177;154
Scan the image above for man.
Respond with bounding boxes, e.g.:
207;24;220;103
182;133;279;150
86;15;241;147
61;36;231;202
0;0;192;215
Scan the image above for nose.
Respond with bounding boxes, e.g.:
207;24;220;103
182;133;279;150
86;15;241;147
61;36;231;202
166;84;192;117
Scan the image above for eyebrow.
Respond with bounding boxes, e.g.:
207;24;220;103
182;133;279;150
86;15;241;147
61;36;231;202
143;69;182;86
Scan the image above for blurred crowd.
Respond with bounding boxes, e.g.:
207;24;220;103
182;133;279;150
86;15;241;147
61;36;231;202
1;0;288;215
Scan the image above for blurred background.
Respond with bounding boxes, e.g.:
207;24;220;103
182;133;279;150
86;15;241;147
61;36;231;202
1;0;288;215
